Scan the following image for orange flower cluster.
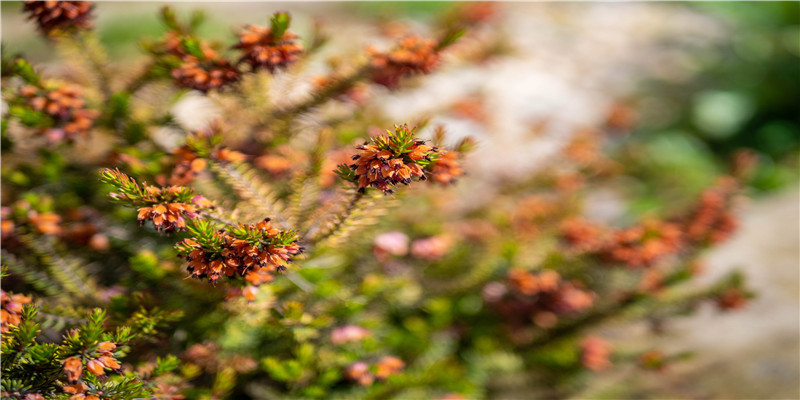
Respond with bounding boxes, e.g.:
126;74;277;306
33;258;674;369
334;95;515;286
638;349;666;371
560;218;609;253
343;125;439;194
136;196;207;234
19;84;99;142
161;32;240;93
716;288;748;311
234;24;304;73
561;218;683;268
580;336;612;371
599;219;683;268
167;125;246;186
345;356;405;386
176;219;302;285
1;202;62;239
685;177;739;245
368;36;441;88
171;57;240;93
485;268;595;330
1;291;32;333
23;0;93;36
429;150;464;185
62;341;121;384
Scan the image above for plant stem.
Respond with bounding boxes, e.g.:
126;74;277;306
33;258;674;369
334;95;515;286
76;33;113;102
125;62;157;94
311;190;364;245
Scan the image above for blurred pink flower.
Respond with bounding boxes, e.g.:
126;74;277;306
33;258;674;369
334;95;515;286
331;325;371;345
373;231;409;259
411;235;452;261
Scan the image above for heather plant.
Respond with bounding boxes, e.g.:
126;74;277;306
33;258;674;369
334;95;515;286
1;2;758;399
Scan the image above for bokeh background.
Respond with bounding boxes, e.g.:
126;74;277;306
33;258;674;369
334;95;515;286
3;2;798;398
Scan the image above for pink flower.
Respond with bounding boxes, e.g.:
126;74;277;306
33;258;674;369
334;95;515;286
331;325;371;345
373;231;409;259
411;235;452;261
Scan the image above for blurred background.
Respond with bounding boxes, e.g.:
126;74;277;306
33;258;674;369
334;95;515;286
3;1;798;398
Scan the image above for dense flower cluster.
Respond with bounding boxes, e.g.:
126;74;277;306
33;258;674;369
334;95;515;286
580;336;613;371
428;150;464;185
561;218;683;268
234;22;304;73
345;356;405;386
167;124;246;185
684;177;739;245
1;201;62;239
484;268;595;330
171;58;240;93
715;288;749;311
101;168;212;233
598;219;683;268
175;219;303;285
160;33;240;93
19;84;99;142
368;36;441;88
1;291;32;333
23;0;93;36
331;325;371;345
136;197;209;234
62;341;121;382
339;124;439;194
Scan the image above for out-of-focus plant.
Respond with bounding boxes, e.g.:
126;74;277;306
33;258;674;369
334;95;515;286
1;2;756;399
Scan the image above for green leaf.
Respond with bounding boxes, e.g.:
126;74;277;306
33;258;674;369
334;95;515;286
270;12;291;39
12;59;41;86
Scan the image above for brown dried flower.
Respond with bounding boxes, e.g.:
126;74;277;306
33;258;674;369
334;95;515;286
684;177;739;245
23;1;93;36
19;84;99;142
176;219;302;285
340;124;438;194
171;56;240;93
1;291;33;333
234;23;303;73
368;36;441;88
580;336;612;371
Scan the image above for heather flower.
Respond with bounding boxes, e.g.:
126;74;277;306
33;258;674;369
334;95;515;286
428;149;464;185
101;168;212;233
331;325;371;345
599;219;683;268
411;235;453;261
169;123;246;185
176;219;302;285
63;357;83;382
486;269;595;331
234;13;304;73
638;350;666;371
23;1;93;36
560;218;609;253
337;124;439;194
19;84;99;142
716;288;749;311
373;231;410;259
1;291;33;333
684;177;739;245
157;32;240;93
580;336;612;371
368;36;441;88
374;356;405;380
561;217;683;268
345;362;374;386
171;56;240;93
